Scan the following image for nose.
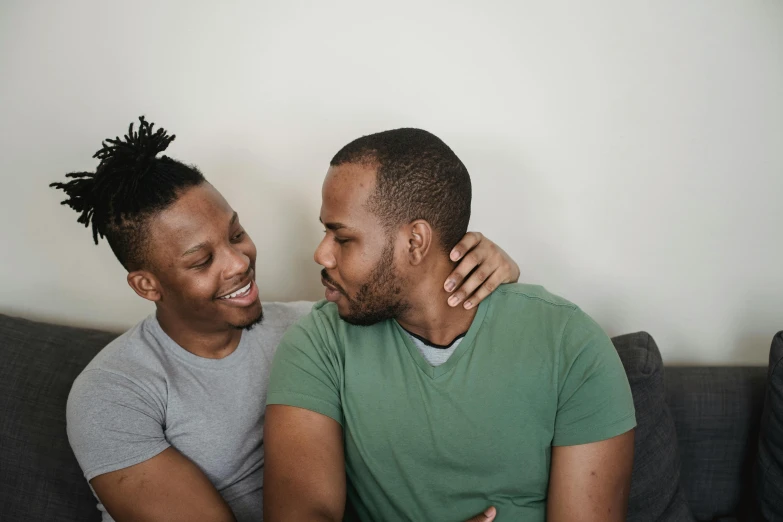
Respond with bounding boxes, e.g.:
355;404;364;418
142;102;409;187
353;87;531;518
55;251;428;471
225;244;251;279
314;235;336;269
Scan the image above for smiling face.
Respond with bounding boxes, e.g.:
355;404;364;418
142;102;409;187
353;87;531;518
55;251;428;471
314;163;409;325
141;183;263;332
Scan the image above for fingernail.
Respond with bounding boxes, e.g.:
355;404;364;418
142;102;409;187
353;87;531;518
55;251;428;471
448;295;460;307
464;301;473;309
450;250;460;261
485;506;496;518
445;280;455;292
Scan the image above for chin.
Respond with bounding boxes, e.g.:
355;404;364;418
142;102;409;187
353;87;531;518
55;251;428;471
338;307;395;327
229;302;264;330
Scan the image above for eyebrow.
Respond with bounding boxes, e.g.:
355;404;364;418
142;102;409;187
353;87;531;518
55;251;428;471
181;242;207;257
181;212;239;257
318;217;349;231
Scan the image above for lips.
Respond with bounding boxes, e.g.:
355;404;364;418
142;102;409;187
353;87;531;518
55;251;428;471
218;281;252;300
216;271;259;308
321;277;344;303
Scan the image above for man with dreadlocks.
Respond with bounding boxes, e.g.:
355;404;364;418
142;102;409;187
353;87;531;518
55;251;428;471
50;117;521;522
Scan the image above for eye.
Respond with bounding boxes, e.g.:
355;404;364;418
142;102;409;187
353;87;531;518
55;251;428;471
231;230;245;242
192;255;212;269
322;229;349;245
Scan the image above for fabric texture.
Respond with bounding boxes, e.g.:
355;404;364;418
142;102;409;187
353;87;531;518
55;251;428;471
612;332;695;522
268;284;636;522
667;366;766;521
406;331;462;366
0;313;117;522
757;331;783;521
66;301;312;522
1;307;769;522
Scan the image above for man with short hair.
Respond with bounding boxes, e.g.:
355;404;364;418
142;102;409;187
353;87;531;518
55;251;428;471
52;118;521;522
264;128;636;522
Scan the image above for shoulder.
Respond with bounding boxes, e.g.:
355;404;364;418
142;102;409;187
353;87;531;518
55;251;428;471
486;284;611;359
80;316;163;374
274;299;388;362
494;283;578;310
69;316;169;409
278;300;343;348
489;283;580;327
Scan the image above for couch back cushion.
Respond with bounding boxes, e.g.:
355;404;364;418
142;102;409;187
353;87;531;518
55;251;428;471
612;331;695;522
666;366;767;521
0;313;117;522
757;331;783;520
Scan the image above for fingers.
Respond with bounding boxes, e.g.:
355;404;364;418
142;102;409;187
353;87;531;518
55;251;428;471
444;231;520;309
447;267;497;309
449;232;484;262
444;249;486;295
460;268;506;310
464;506;496;522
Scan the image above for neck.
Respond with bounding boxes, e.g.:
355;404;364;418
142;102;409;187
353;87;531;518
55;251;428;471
155;308;243;359
395;259;479;346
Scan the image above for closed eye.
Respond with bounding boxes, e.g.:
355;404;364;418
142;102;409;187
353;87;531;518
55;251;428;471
323;229;349;245
192;255;212;269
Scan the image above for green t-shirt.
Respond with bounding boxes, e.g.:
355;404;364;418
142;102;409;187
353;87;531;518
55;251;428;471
267;283;636;521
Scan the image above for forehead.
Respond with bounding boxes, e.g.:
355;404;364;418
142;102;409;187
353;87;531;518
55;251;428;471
321;163;377;220
149;183;234;251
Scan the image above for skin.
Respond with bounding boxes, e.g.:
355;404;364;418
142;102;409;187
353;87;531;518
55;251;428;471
87;181;520;522
315;162;478;343
126;183;262;358
264;163;634;522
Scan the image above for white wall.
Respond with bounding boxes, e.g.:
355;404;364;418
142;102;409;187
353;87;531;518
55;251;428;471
1;0;781;364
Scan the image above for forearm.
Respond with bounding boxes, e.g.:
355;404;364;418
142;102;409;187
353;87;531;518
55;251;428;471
264;504;341;522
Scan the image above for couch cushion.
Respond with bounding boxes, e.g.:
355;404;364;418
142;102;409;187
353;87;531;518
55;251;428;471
0;313;117;522
612;331;695;522
757;331;783;520
666;366;766;521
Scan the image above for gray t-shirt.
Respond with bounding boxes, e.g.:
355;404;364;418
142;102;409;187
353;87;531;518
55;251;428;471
66;301;312;522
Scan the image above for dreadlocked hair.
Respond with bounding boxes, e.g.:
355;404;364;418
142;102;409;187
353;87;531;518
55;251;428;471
50;116;206;270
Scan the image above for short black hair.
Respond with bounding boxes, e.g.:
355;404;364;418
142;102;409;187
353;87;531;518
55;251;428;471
330;128;471;253
50;116;205;270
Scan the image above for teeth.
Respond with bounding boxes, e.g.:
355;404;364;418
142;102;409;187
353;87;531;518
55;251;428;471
220;282;251;300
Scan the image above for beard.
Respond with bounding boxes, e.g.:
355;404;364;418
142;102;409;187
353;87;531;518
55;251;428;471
322;239;408;326
230;304;264;331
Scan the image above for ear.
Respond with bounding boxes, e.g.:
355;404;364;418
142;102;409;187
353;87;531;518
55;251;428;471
406;220;433;266
127;270;163;302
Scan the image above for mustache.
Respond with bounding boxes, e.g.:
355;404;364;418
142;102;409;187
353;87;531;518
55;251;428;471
321;269;347;296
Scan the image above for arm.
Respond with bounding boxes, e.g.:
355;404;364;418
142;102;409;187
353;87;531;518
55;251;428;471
67;368;235;522
547;430;635;522
263;405;346;522
445;232;520;309
90;448;236;522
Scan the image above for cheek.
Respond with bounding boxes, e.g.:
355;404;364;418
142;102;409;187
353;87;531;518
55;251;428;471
174;272;220;302
338;250;374;288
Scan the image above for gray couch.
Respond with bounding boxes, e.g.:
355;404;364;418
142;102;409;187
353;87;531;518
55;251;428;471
0;312;768;521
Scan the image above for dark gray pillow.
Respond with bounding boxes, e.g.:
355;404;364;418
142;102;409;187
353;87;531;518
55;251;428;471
0;313;117;522
757;331;783;520
612;331;695;522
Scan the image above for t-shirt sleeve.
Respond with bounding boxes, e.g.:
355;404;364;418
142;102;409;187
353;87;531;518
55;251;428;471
66;369;170;481
552;308;636;446
265;311;344;426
